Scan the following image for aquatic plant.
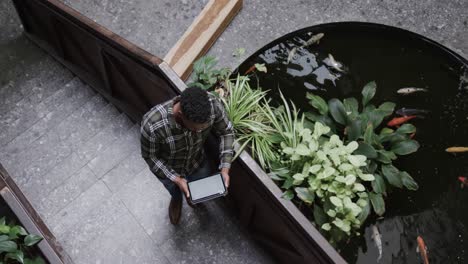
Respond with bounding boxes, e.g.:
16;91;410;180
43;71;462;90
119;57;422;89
220;75;277;168
189;56;231;90
263;96;374;242
0;216;44;264
305;82;420;217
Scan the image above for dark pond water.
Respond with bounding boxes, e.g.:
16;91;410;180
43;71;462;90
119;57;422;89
237;23;468;263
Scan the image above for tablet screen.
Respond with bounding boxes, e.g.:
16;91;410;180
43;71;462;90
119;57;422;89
188;174;226;201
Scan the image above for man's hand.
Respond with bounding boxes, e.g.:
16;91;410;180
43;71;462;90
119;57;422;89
221;167;230;188
174;176;190;198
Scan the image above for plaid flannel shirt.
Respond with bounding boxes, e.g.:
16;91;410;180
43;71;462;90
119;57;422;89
140;94;234;182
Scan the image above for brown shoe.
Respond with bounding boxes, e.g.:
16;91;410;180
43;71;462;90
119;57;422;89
169;197;182;225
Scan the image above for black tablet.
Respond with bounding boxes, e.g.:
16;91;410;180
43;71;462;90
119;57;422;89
188;173;227;204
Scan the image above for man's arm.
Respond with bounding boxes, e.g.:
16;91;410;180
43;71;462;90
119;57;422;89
140;122;178;181
212;97;235;187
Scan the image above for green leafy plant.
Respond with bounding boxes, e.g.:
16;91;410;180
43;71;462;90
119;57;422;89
189;56;231;90
256;94;372;243
221;75;278;168
267;119;375;243
305;82;420;217
0;217;44;264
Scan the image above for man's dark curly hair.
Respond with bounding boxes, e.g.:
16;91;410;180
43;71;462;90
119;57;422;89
180;86;211;123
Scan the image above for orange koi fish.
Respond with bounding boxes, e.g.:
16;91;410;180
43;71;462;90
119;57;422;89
416;236;429;264
244;65;257;75
446;147;468;153
387;115;417;127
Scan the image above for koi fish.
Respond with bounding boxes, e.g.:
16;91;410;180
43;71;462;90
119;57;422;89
287;47;297;64
396;107;430;117
387;115;417;127
244;64;257;75
324;54;344;72
416;236;429;264
304;32;325;47
371;225;383;262
397;87;428;95
446;147;468;153
458;176;467;188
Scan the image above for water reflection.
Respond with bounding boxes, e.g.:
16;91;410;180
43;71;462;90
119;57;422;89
312;65;339;85
286;53;317;77
357;209;466;263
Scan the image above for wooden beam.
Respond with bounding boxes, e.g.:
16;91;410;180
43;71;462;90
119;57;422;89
164;0;242;80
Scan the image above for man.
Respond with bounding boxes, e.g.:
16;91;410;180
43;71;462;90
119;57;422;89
140;86;234;225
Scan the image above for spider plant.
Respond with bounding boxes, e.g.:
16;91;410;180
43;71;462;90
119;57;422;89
221;75;277;168
261;90;304;150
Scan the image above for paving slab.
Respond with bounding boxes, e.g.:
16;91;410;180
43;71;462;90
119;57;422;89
12;91;102;180
72;213;170;264
111;168;186;245
60;0;208;58
0;51;73;114
0;77;87;148
0;0;23;43
19;151;88;204
47;180;113;234
112;167;273;263
35;165;98;221
101;148;147;193
75;111;133;162
0;77;101;162
87;124;140;178
55;193;127;258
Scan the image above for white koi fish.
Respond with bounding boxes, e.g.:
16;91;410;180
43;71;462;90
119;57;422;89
304;32;325;47
324;54;344;72
371;225;383;262
397;87;428;94
287;47;297;64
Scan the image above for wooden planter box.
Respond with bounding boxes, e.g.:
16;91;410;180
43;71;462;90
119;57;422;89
0;164;72;263
11;0;346;263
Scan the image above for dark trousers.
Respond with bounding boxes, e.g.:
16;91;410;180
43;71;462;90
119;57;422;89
157;159;213;200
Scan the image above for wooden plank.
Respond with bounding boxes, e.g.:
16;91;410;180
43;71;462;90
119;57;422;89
164;0;242;80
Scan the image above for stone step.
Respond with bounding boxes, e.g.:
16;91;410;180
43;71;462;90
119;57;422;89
87;122;140;179
101;148;148;193
71;213;169;264
0;79;95;171
20;152;89;207
0;55;74;114
0;0;23;43
75;110;133;162
16;106;129;208
0;77;95;162
0;75;85;147
14;92;109;183
34;165;98;222
7;87;98;178
0;72;77;128
46;181;128;258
